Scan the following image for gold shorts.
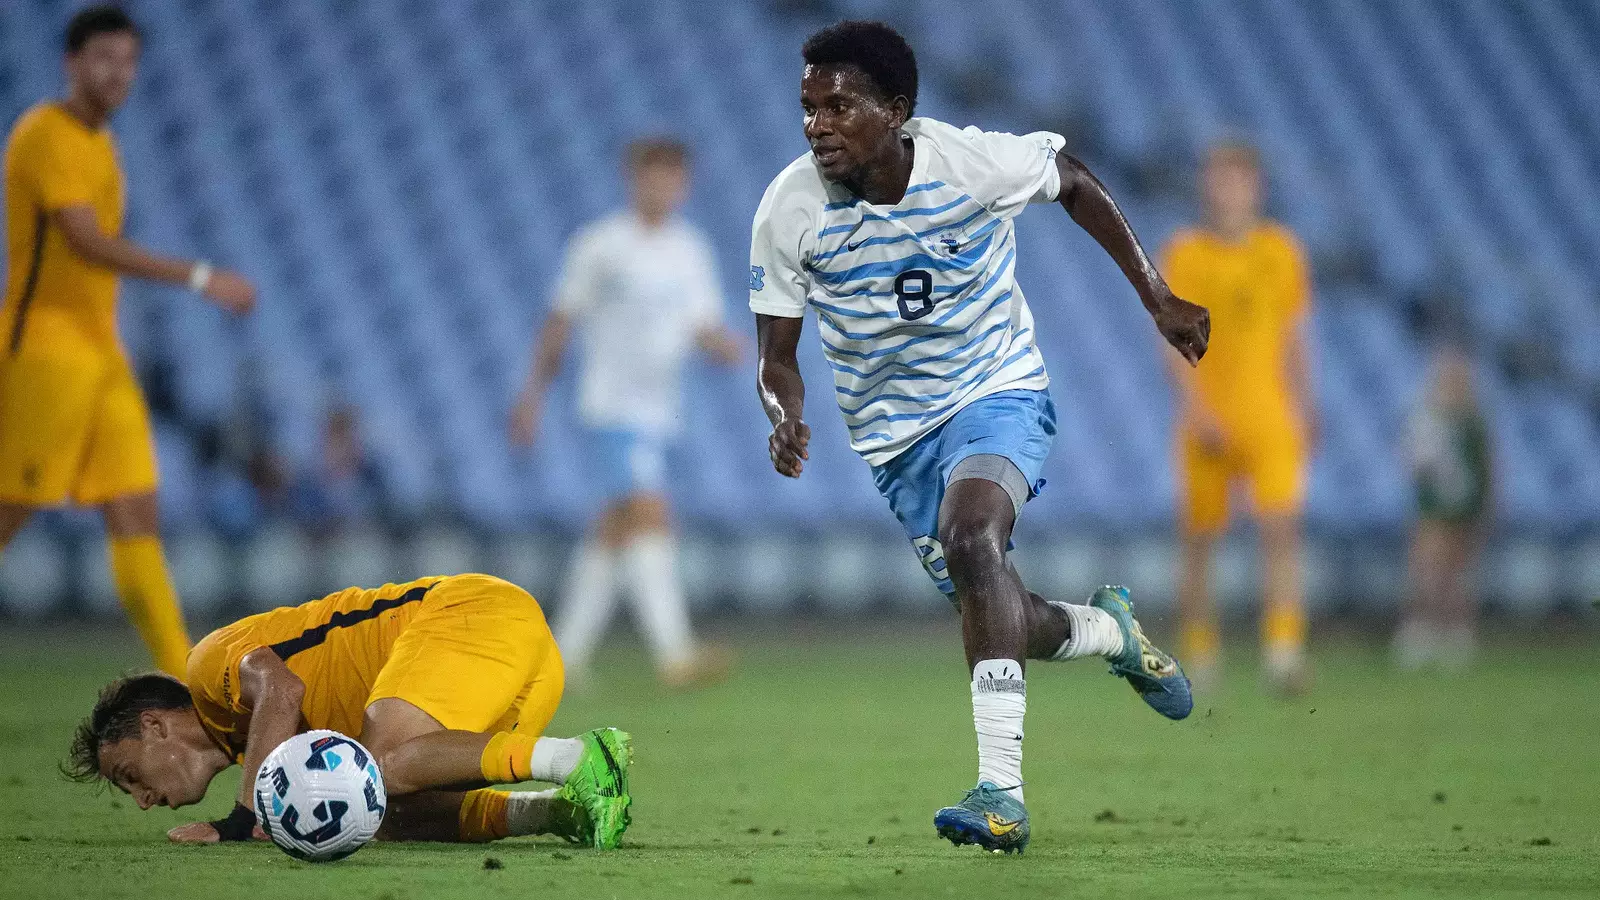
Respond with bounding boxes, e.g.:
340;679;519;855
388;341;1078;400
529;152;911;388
1178;428;1306;534
368;574;565;735
0;351;157;505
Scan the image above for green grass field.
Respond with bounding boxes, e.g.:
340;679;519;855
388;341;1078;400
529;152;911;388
1;623;1596;899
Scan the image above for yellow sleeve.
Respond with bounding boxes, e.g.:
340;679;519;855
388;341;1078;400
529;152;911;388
185;628;254;718
23;116;99;211
1276;228;1312;321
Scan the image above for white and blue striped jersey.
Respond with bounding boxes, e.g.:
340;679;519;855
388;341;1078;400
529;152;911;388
749;118;1065;465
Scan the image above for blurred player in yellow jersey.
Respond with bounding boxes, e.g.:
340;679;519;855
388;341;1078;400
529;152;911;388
0;7;255;675
1162;141;1317;694
67;573;634;849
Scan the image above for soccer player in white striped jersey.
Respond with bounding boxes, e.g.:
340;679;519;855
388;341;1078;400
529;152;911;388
751;21;1212;853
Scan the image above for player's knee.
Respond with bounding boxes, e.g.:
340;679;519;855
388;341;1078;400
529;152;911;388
1180;529;1217;557
101;492;160;537
937;513;1007;573
1258;514;1301;551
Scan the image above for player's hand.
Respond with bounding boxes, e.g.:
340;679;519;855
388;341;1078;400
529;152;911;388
768;418;810;478
167;821;268;843
1152;290;1210;366
508;394;542;448
702;329;746;367
1300;408;1321;451
205;269;257;316
1190;408;1228;456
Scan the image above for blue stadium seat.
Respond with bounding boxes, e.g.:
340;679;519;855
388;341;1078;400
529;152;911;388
0;0;1593;534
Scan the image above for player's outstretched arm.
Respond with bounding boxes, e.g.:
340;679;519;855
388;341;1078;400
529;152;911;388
756;313;809;478
169;648;305;844
1054;155;1210;365
509;311;572;447
50;206;256;315
697;325;747;366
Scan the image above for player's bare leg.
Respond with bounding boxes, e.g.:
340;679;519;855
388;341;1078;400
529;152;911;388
359;698;576;796
380;789;590;844
1178;529;1220;687
0;501;34;551
361;695;630;845
932;475;1191;852
941;479;1034;670
1396;520;1446;669
101;492;191;676
931;478;1035;851
358;698;488;794
1438;522;1481;671
380;790;471;841
1260;512;1309;694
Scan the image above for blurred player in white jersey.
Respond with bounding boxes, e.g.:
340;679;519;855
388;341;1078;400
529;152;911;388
512;139;742;688
751;22;1211;853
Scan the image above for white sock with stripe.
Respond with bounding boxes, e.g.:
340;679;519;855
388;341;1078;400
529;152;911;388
971;658;1026;803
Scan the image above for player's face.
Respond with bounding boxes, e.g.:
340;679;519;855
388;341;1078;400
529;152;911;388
98;717;213;811
800;64;906;184
632;161;687;220
1433;352;1473;410
1202;155;1262;225
67;31;140;115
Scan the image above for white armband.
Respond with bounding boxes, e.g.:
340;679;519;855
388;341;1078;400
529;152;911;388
188;261;214;293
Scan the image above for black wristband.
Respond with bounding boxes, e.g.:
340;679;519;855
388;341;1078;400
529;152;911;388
210;802;258;841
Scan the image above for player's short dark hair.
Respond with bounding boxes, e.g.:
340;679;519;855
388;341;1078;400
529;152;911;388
802;20;918;116
64;673;192;783
627;137;689;170
65;5;140;54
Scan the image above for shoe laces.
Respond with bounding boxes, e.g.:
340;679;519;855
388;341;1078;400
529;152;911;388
968;781;1026;802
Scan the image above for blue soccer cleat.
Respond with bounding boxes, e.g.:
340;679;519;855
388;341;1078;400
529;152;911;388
1091;585;1194;720
933;782;1030;854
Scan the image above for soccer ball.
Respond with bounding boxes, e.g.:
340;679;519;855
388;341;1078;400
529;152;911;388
254;730;386;862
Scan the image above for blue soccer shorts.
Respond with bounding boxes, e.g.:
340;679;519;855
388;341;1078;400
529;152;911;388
869;389;1057;595
586;428;668;502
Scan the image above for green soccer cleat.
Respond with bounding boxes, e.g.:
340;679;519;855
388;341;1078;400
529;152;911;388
545;786;593;845
563;727;633;849
933;782;1030;854
1091;585;1194;720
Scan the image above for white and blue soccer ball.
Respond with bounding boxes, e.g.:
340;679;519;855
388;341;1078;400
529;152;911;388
254;729;386;862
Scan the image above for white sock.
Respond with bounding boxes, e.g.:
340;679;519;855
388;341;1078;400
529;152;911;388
528;736;585;784
972;659;1026;803
553;539;620;674
504;788;560;836
1048;601;1125;661
622;533;695;669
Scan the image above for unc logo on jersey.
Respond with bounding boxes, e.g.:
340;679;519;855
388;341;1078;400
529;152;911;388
912;535;947;582
749;264;766;291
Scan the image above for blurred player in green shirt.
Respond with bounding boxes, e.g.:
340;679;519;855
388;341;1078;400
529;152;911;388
1394;344;1493;671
